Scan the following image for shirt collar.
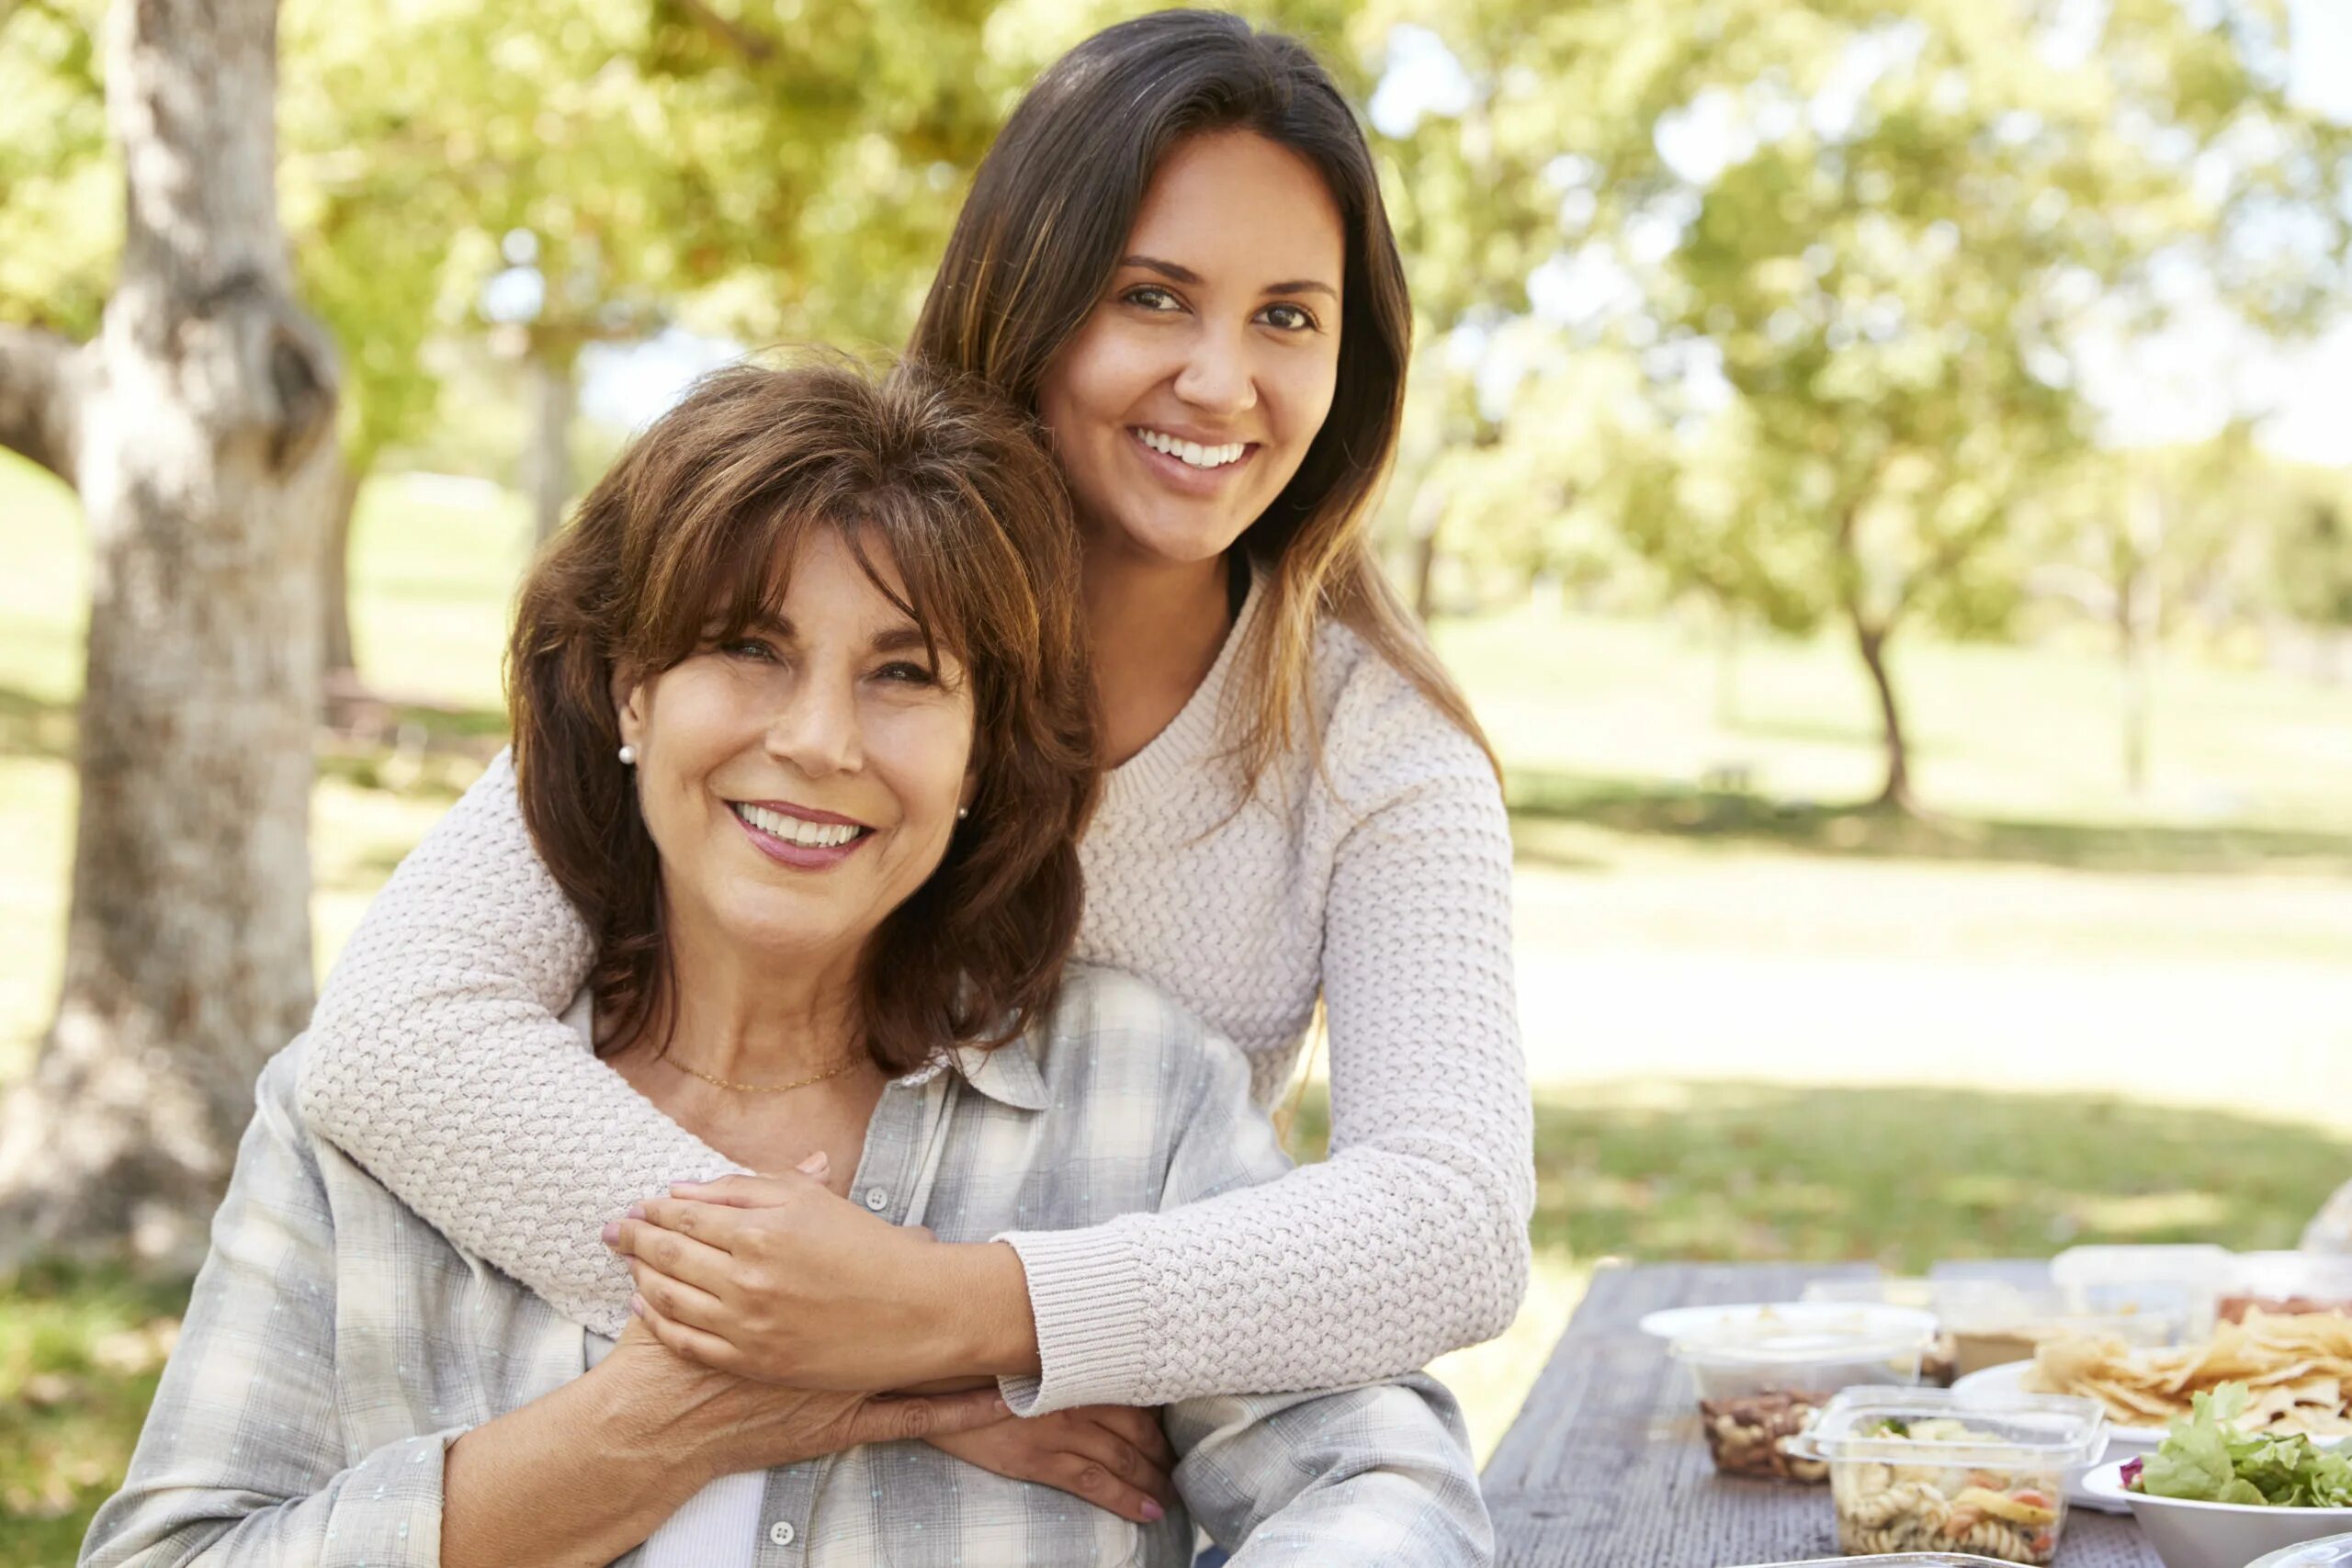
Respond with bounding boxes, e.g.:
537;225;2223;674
891;1034;1050;1112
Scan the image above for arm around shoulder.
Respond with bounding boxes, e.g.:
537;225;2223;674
295;751;745;1337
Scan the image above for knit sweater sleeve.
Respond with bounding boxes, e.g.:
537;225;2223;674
998;666;1534;1413
296;751;745;1338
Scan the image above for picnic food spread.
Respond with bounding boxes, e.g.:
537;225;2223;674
1830;1416;2067;1563
1665;1303;1936;1483
2025;1309;2352;1438
2122;1383;2352;1507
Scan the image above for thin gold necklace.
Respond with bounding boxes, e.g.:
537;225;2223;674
662;1052;866;1095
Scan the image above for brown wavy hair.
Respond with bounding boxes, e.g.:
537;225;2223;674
910;8;1497;788
506;358;1097;1072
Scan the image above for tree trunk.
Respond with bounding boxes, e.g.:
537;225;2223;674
1713;593;1742;728
1407;477;1448;621
0;0;339;1270
322;457;363;697
523;346;576;547
2118;479;2164;797
1850;615;1915;813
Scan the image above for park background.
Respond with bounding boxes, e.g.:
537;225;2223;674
3;0;2350;1560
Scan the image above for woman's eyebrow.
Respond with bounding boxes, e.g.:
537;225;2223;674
1119;254;1338;301
870;624;932;655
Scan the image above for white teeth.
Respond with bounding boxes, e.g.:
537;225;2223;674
732;803;862;848
1136;429;1246;469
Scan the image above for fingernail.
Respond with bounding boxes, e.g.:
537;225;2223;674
994;1398;1012;1416
1141;1500;1165;1522
796;1152;829;1175
626;1201;646;1220
600;1221;620;1246
628;1293;647;1318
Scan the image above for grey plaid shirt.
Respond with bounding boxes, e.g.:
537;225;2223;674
81;965;1491;1567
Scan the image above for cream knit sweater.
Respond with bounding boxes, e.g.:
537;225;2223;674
298;574;1533;1415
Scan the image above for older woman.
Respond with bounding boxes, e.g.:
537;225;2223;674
81;361;1488;1568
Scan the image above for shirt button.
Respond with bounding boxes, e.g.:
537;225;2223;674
768;1519;797;1547
864;1187;888;1212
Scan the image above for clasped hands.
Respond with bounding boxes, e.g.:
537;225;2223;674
602;1168;1177;1526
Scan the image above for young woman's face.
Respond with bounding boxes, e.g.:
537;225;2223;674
616;528;978;970
1037;130;1346;570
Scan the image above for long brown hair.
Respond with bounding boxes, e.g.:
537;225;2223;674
909;8;1497;788
506;359;1097;1072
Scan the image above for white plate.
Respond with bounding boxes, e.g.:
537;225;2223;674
1953;1359;2167;1442
2084;1461;2352;1568
1637;1301;1937;1344
1952;1359;2161;1513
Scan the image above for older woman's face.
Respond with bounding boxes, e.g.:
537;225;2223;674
616;528;977;969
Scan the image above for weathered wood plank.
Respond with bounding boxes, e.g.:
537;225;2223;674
1483;1261;2163;1568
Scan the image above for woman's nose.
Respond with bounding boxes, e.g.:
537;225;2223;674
1172;324;1259;416
764;677;863;777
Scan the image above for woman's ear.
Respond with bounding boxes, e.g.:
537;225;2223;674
611;667;649;753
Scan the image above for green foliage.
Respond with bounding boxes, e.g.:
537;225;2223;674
2276;496;2352;631
0;0;112;336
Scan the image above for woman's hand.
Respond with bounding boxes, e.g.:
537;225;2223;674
603;1171;1035;1389
595;1315;1012;1480
925;1404;1179;1527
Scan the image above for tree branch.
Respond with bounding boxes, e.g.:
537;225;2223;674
0;324;88;488
669;0;775;62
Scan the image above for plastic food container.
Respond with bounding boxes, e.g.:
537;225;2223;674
1803;1279;1961;1384
1720;1558;2021;1567
1931;1280;2190;1376
2224;1252;2352;1323
1792;1387;2107;1565
2052;1244;2230;1337
2249;1533;2352;1568
1670;1305;1935;1483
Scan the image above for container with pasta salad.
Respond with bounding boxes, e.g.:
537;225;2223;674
1791;1388;2107;1565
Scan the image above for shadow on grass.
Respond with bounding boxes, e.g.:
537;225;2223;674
1506;767;2352;876
1289;1077;2350;1271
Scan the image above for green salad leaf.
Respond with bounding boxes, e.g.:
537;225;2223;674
2132;1384;2352;1508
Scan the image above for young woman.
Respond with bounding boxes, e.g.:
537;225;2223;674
298;7;1532;1523
85;361;1489;1567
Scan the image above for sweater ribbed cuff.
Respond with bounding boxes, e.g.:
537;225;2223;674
992;1223;1152;1416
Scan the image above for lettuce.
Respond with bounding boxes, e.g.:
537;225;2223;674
2131;1384;2352;1508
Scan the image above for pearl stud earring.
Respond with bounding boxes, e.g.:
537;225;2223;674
617;744;638;765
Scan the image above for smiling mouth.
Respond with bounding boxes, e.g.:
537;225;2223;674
1130;426;1255;471
729;801;872;850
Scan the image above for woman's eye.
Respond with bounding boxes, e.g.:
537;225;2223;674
1123;285;1183;312
1261;302;1317;332
876;661;937;686
720;638;776;662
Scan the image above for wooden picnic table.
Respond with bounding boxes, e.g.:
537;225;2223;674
1481;1260;2164;1568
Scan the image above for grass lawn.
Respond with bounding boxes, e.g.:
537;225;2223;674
3;452;2350;1561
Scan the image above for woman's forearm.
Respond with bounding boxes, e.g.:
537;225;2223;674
442;1364;717;1568
940;1240;1043;1382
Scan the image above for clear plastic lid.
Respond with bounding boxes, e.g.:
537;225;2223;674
1930;1278;2189;1342
1719;1556;2023;1566
1668;1303;1936;1367
2247;1536;2352;1568
1799;1386;2109;1469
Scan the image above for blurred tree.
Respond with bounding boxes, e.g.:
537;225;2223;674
0;0;339;1265
2275;494;2352;658
1506;0;2347;808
